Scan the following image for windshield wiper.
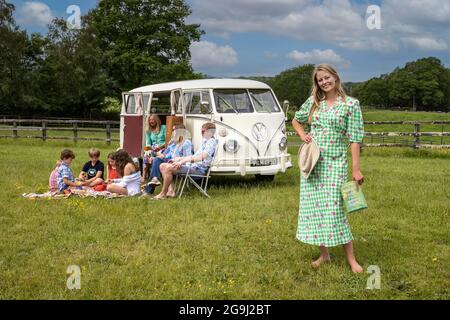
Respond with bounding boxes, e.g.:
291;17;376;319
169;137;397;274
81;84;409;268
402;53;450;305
218;95;238;114
250;93;271;113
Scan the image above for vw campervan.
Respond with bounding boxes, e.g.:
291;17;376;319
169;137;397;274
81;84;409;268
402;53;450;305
120;79;292;180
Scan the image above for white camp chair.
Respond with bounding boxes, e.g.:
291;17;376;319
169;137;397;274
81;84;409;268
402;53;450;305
174;141;219;198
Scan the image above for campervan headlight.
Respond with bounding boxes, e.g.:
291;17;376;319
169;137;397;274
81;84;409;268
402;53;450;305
279;137;288;151
224;139;240;153
218;128;228;137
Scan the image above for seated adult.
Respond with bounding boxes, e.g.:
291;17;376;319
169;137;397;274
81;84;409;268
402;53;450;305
142;114;167;180
144;124;193;195
154;123;217;200
106;149;141;196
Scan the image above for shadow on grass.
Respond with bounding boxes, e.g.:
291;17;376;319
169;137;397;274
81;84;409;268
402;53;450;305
208;172;297;189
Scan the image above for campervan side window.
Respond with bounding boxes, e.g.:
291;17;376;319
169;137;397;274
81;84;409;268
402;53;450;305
125;95;136;114
214;89;254;113
183;91;212;114
143;94;150;112
150;92;171;114
249;89;281;113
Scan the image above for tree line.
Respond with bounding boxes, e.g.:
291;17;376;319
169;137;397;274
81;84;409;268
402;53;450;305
1;0;449;119
248;57;450;112
0;0;202;119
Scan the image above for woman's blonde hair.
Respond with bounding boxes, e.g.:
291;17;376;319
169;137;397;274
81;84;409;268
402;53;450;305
146;114;162;133
172;124;189;145
309;64;347;124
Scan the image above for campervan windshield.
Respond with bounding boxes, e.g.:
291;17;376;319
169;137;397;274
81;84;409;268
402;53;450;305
213;89;280;114
249;89;280;113
214;89;253;113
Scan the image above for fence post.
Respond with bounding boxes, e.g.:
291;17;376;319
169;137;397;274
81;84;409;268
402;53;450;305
42;121;47;141
413;123;420;149
73;122;78;143
441;124;444;145
13;121;18;138
106;123;111;145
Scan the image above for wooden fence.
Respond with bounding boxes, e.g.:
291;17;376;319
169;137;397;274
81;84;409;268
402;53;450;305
288;120;450;149
0;119;120;145
1;119;450;149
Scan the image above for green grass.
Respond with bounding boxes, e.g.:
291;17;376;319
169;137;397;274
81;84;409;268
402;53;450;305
0;139;449;299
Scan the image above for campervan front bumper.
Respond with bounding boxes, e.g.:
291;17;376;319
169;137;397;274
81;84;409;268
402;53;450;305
211;154;292;176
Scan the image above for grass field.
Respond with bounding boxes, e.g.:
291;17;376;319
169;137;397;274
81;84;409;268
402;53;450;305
0;137;449;300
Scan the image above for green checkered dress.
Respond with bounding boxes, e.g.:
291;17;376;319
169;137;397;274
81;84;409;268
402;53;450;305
295;96;364;247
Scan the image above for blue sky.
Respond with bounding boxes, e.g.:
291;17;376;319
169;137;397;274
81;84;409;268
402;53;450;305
10;0;450;82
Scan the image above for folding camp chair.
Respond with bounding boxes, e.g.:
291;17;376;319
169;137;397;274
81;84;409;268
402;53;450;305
174;141;219;198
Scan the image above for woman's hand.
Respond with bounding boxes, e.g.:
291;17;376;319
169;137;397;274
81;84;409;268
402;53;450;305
353;170;364;191
300;133;313;144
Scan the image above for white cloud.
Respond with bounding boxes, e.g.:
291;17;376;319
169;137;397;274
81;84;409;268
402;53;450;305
401;37;448;51
189;0;450;53
264;51;279;59
190;41;239;71
17;1;54;27
287;49;351;69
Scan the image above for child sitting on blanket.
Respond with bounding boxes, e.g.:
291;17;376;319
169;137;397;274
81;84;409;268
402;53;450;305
49;160;62;192
56;149;84;194
79;148;105;187
92;152;119;192
106;149;141;196
107;151;119;180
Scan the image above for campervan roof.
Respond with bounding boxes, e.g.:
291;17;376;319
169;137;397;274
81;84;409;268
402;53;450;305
130;79;271;93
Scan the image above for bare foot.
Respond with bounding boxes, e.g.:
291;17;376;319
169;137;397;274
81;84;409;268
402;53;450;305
311;255;331;269
153;193;167;200
349;261;364;273
166;192;176;198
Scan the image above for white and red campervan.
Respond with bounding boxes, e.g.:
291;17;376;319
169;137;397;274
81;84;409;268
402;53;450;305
120;79;292;180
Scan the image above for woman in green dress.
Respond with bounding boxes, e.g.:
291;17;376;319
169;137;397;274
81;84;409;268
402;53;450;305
292;64;365;273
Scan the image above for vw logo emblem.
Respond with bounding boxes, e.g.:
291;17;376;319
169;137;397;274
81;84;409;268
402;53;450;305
252;123;268;141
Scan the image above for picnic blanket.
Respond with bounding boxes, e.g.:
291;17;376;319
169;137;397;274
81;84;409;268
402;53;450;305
22;187;128;199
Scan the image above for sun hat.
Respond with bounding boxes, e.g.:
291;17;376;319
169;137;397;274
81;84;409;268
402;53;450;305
298;139;320;179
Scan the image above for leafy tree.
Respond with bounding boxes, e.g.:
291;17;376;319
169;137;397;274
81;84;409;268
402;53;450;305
353;75;390;108
34;18;111;117
0;0;31;114
355;57;450;111
270;64;314;109
88;0;204;93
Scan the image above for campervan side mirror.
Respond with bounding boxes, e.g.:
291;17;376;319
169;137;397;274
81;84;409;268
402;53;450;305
283;100;290;121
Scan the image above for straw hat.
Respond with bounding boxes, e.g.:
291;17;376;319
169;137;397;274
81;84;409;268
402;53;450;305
298;139;320;179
